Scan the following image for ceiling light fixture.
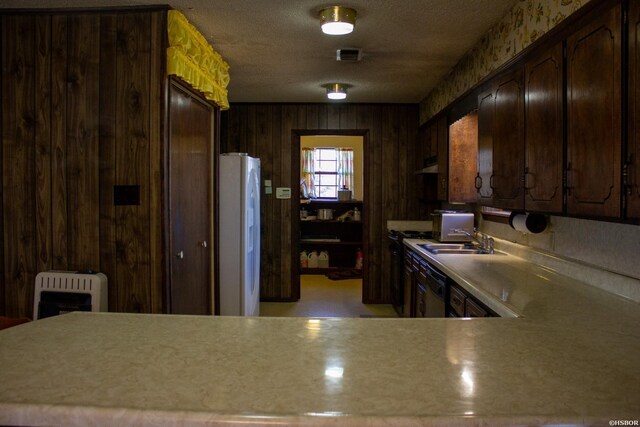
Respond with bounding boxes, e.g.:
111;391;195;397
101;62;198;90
324;83;348;100
319;6;357;35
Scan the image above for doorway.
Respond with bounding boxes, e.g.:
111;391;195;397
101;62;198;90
291;130;369;304
167;79;214;315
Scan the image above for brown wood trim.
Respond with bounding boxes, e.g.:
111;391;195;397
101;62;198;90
291;129;370;303
149;10;167;314
480;212;510;225
0;15;5;315
260;297;299;303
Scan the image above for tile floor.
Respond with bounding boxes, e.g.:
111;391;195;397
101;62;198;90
259;274;398;318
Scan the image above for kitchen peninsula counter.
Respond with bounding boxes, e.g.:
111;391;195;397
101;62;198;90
1;242;639;426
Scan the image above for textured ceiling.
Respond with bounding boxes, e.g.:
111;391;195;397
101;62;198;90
2;0;517;103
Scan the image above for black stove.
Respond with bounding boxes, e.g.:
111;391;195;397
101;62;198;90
388;229;432;316
388;229;432;241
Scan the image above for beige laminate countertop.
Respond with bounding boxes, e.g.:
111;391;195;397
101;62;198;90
1;243;639;426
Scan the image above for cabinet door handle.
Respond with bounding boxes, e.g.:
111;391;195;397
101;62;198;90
176;250;184;259
199;241;208;248
474;173;482;191
489;174;495;190
624;154;634;196
524;168;533;195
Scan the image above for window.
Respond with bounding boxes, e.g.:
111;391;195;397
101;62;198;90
314;148;338;198
301;144;355;199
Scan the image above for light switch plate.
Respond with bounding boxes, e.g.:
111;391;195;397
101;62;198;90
276;187;291;199
265;187;273;194
265;179;272;187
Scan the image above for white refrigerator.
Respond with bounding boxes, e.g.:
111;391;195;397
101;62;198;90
219;153;261;316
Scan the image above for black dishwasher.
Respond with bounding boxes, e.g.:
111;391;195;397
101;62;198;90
423;260;446;318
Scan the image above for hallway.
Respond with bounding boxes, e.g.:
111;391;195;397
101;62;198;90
259;275;398;318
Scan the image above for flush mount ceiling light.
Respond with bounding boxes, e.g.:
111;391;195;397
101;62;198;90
323;83;349;100
319;6;357;35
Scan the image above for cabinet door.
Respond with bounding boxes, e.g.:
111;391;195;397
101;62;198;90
414;282;427;318
465;298;489;318
476;90;494;204
628;0;640;219
403;263;413;318
448;112;478;203
449;285;466;317
492;69;525;210
436;115;449;200
566;3;621;217
524;42;564;214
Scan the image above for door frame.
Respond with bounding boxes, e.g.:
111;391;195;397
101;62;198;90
164;77;218;314
291;129;370;302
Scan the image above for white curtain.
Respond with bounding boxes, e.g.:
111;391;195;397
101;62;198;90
337;148;354;191
301;148;315;198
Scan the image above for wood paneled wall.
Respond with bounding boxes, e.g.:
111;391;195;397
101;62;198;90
1;9;167;317
221;104;421;303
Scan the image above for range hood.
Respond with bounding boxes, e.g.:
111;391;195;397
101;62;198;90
415;163;439;174
415;156;439;174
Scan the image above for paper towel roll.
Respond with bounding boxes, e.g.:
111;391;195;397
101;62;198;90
509;212;547;234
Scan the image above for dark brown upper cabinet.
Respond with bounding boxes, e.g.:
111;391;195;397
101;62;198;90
476;69;525;210
524;42;564;214
476;90;494;204
566;1;622;218
448;111;478;204
628;0;640;219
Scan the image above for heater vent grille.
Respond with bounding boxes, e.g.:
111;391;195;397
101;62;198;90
33;271;108;319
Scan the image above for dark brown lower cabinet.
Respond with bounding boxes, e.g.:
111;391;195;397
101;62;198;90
414;282;427;318
403;253;414;318
448;283;498;318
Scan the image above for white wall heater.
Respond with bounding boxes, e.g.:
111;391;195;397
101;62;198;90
33;271;108;320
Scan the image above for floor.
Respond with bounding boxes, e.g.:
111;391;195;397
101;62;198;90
259;275;398;318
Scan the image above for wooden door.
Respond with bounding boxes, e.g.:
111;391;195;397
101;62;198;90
524;42;564;214
492;69;525;210
566;2;621;218
628;0;640;219
168;80;213;315
476;90;494;204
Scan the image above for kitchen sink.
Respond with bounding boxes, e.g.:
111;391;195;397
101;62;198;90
428;248;486;254
418;243;503;255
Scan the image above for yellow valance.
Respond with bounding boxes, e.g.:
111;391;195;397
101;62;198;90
167;10;230;110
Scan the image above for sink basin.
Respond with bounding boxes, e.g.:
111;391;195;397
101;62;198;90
418;242;502;255
427;248;486;254
421;243;477;250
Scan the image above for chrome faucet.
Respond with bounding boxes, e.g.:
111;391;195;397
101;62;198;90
453;228;495;254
